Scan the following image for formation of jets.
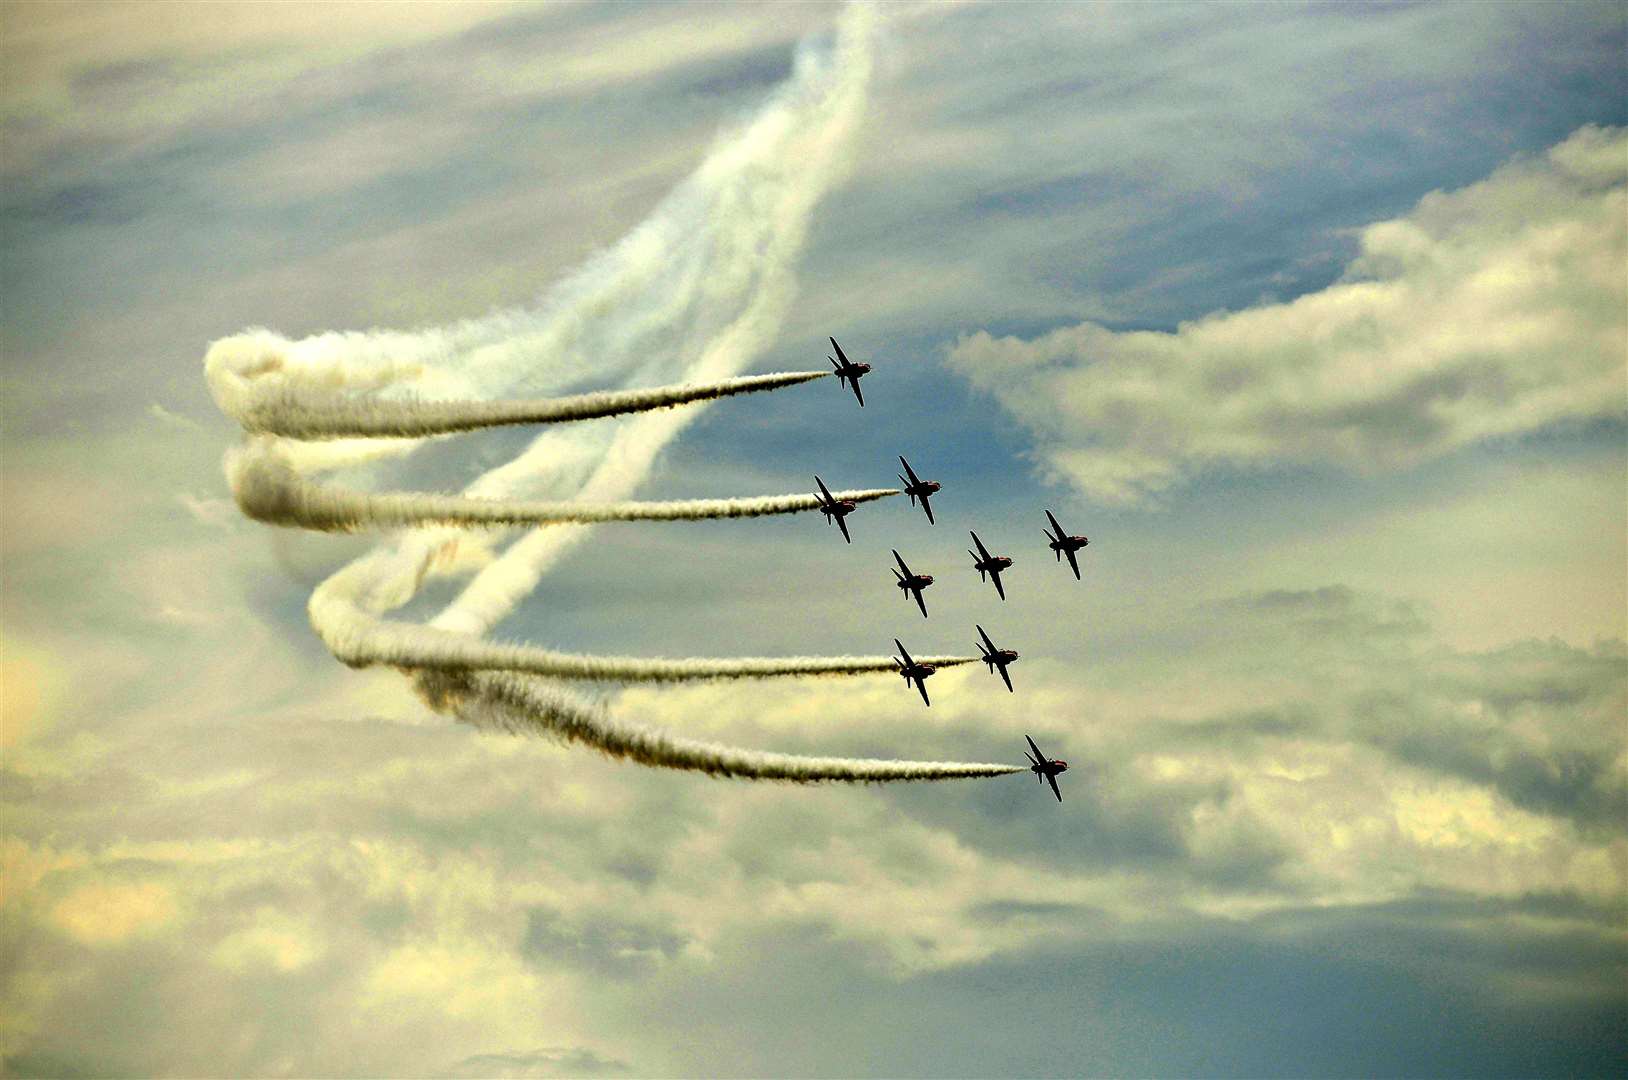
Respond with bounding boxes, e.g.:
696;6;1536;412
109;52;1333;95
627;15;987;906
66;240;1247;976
816;338;1090;803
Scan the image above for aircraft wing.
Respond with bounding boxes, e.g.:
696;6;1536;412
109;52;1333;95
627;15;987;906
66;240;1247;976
1065;547;1080;580
830;337;849;365
977;624;997;652
837;515;852;544
1046;772;1062;802
895;639;914;667
899;456;919;485
915;676;931;707
992;569;1006;601
1045;509;1065;536
893;549;911;575
919;494;933;524
1025;734;1046;763
816;475;835;502
850;379;864;407
970;531;991;560
999;663;1013;693
913;589;928;619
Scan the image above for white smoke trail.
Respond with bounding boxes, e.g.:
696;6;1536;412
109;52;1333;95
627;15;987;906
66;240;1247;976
310;559;976;680
214;366;830;440
208;5;1018;783
426;4;879;638
228;446;898;532
429;670;1024;782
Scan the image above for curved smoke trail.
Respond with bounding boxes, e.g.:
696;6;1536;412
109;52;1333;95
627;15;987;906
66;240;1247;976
208;5;1015;784
430;670;1023;782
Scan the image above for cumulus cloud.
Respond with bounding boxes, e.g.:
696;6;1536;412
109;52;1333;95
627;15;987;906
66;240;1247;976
949;125;1628;502
3;584;1622;1074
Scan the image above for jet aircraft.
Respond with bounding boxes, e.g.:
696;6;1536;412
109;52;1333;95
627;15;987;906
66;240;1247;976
814;476;858;544
896;456;940;524
892;639;937;706
975;624;1020;692
968;530;1014;600
891;549;935;618
828;337;871;407
1023;734;1068;802
1043;509;1090;580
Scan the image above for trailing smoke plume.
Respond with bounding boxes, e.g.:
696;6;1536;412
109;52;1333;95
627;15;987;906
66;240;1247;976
210;362;829;439
206;6;1019;784
228;446;899;532
310;559;976;681
430;670;1023;782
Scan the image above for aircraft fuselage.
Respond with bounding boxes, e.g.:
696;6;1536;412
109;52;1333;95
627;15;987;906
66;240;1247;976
983;648;1018;669
904;479;940;501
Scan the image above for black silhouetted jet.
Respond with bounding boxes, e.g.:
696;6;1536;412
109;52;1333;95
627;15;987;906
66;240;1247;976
828;337;871;407
896;456;940;524
892;549;934;618
814;476;857;543
976;624;1020;692
893;639;936;706
1024;734;1068;802
968;530;1013;600
1043;509;1089;580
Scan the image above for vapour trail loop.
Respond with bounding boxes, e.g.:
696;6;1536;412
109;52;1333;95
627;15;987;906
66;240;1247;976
208;5;1019;783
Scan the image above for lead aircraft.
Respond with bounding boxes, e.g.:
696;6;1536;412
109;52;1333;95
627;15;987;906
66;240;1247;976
828;337;871;407
1024;734;1068;802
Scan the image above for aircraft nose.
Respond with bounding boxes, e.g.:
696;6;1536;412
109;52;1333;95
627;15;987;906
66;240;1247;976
923;575;934;584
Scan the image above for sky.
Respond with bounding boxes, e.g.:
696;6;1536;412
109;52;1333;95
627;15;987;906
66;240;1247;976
2;1;1625;1076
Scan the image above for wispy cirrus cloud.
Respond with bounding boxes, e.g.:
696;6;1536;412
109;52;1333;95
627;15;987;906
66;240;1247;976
949;125;1627;503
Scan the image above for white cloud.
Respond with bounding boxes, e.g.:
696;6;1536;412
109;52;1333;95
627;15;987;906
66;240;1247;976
2;582;1622;1073
948;126;1628;503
